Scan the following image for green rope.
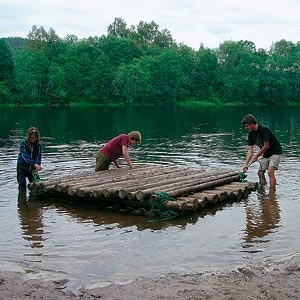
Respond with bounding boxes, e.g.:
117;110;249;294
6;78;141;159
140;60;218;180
238;172;247;182
31;170;47;182
148;191;179;222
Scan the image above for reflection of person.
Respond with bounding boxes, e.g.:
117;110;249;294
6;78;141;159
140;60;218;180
17;193;45;249
244;188;281;244
95;131;141;171
241;114;282;188
17;127;42;192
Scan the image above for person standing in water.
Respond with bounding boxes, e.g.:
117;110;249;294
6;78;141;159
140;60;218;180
17;127;42;192
241;114;282;188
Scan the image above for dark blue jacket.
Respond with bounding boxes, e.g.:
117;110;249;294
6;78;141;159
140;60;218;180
17;140;42;171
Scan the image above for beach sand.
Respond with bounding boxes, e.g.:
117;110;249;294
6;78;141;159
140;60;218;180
1;255;300;300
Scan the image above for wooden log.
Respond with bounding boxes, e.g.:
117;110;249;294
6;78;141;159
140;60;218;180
163;200;187;212
116;169;218;199
176;197;199;211
63;166;198;196
185;202;198;211
177;195;208;208
226;183;250;198
166;175;241;199
222;185;244;200
61;165;186;192
215;187;235;200
48;165;159;192
203;190;227;202
215;186;242;201
134;171;240;201
188;192;216;205
90;189;104;198
198;198;207;208
106;170;230;200
43;184;56;192
87;167;227;199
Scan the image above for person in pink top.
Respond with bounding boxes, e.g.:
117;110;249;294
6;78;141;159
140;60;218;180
95;131;141;171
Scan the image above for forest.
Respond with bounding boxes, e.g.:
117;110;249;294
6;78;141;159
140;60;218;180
0;18;299;106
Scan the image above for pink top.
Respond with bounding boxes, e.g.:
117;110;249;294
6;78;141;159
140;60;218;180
100;134;129;162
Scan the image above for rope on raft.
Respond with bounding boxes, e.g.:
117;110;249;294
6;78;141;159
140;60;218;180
147;191;179;222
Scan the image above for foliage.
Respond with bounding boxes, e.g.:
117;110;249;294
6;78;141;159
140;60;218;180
1;19;300;106
0;38;15;103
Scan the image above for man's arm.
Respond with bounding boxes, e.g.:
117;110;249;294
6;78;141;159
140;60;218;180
122;145;133;169
243;145;254;172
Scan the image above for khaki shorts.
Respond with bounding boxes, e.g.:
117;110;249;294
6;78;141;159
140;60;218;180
95;151;110;171
259;154;282;171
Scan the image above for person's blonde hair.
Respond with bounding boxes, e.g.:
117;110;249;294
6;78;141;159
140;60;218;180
128;131;141;142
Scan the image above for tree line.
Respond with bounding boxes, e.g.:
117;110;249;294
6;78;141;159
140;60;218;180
0;18;299;106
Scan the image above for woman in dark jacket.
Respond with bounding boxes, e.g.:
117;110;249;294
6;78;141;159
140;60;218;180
17;127;42;192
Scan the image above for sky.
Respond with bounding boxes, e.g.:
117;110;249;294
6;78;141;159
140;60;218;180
0;0;299;50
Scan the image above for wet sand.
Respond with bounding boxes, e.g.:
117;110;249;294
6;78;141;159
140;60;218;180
1;255;300;300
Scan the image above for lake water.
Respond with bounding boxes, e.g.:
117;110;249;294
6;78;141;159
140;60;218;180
0;105;299;290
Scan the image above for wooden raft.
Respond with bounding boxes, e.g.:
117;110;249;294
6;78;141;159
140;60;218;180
28;165;257;215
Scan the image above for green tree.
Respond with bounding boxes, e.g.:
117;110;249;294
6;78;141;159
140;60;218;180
149;49;186;103
0;38;15;103
264;39;300;104
189;45;221;102
217;40;261;104
107;18;131;38
113;55;153;103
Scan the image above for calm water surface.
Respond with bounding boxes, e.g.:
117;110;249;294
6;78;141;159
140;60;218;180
0;105;300;289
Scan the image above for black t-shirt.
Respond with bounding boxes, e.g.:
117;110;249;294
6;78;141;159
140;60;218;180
248;125;282;158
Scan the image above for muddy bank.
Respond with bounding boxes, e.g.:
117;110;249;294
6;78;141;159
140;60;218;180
1;256;300;300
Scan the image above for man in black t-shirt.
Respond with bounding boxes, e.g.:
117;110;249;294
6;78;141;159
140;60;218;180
241;114;282;188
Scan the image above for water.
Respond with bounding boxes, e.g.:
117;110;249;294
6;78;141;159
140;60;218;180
0;105;300;289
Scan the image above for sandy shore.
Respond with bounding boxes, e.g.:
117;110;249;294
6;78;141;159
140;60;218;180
1;256;300;300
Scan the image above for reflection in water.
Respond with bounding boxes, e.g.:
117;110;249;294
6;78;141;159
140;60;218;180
243;187;281;249
23;194;226;232
25;195;224;231
17;192;45;251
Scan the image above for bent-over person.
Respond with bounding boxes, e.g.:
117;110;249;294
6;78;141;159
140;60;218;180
241;114;282;188
95;131;141;171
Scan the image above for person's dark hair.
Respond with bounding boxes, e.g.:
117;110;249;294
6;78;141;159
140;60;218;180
26;127;40;143
241;114;257;126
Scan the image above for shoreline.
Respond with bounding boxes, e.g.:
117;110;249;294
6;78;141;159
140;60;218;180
1;255;300;300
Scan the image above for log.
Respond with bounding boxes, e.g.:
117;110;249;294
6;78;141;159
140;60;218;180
187;192;217;205
203;190;227;202
116;168;206;199
87;167;225;199
176;197;199;211
163;200;187;212
63;166;198;196
60;165;185;192
198;198;207;208
215;187;235;200
166;175;241;199
217;185;244;201
134;171;240;201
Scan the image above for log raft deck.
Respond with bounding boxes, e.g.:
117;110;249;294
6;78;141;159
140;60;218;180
28;165;257;217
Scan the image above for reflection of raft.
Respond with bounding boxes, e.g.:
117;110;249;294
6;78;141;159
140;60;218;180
28;165;257;216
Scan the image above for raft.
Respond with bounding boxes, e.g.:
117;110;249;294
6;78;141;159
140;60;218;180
28;165;257;218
